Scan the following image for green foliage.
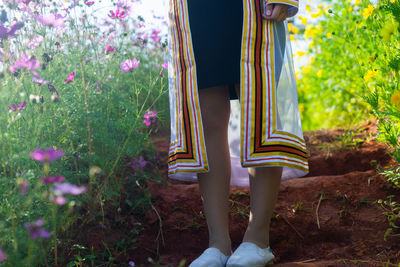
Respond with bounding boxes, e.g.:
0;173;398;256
0;1;169;266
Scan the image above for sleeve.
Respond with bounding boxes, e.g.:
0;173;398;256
264;0;299;18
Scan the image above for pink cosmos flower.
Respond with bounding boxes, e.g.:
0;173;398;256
41;176;65;184
8;101;26;112
0;248;6;262
29;148;64;163
84;0;94;6
32;76;50;85
37;13;65;27
24;218;51;240
161;60;168;70
143;110;157;126
8;53;40;77
51;195;68;205
120;58;140;72
108;8;127;19
105;45;115;53
151;29;161;42
65;72;75;84
52;182;86;195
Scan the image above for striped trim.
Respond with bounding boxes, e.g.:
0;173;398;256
240;0;308;171
167;0;208;174
265;0;299;9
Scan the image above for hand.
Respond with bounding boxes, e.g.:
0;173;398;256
262;3;289;22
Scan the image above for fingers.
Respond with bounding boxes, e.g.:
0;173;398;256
262;3;289;22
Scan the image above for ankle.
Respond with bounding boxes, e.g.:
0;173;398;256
209;242;232;256
242;227;270;249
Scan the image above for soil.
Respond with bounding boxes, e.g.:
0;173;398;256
131;119;400;266
62;119;400;267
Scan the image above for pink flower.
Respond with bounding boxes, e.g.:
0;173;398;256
151;29;161;42
105;45;115;54
52;182;86;195
120;58;140;72
84;0;94;6
65;72;75;84
29;148;64;163
41;176;65;184
51;195;68;205
108;8;127;19
143;110;158;126
0;248;6;262
8;101;26;112
8;53;41;77
161;60;168;70
32;76;50;85
37;13;65;27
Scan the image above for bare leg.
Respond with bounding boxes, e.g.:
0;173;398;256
197;85;232;256
234;84;283;249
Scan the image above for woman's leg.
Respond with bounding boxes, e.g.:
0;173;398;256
234;84;283;249
197;85;232;256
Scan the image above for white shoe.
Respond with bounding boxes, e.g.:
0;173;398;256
189;247;231;267
226;242;275;267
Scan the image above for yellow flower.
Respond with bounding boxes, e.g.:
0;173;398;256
317;4;323;9
296;51;307;57
288;23;293;31
291;26;300;34
380;21;399;42
306;5;311;12
355;0;361;5
311;10;324;18
299;103;305;115
348;6;353;12
302;65;311;74
310;56;315;63
327;32;332;38
390;0;396;3
304;25;322;39
363;5;375;19
391;91;400;108
298;15;308;25
290;34;295;40
363;69;378;82
317;69;323;77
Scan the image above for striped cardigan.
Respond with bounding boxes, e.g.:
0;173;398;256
167;0;309;187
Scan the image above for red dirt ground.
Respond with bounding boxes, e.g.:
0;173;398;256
130;119;400;266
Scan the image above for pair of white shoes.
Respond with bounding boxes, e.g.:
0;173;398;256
188;242;275;267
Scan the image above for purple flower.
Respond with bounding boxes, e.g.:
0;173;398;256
120;58;140;72
41;176;65;184
129;261;135;266
52;182;86;195
24;218;52;240
0;22;23;39
0;248;6;262
131;156;147;174
7;101;26;111
29;148;64;163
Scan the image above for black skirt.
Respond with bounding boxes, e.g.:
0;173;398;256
187;0;243;100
